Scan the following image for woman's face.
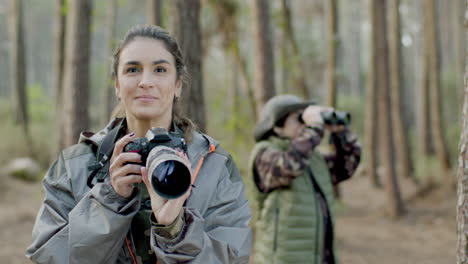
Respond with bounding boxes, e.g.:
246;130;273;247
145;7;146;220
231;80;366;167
274;110;305;139
115;37;181;123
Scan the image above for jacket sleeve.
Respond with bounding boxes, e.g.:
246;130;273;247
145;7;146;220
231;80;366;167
26;152;141;264
254;125;324;192
322;128;361;184
150;155;252;264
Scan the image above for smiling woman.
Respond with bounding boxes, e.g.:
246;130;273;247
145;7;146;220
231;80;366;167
26;25;252;264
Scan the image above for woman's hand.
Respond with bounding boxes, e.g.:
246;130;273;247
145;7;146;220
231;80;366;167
108;132;143;198
141;151;192;226
301;105;333;126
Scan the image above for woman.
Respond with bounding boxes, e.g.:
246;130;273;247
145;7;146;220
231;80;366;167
26;25;252;264
249;94;361;264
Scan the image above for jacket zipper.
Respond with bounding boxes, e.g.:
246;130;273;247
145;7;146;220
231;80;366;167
273;207;279;253
313;192;320;264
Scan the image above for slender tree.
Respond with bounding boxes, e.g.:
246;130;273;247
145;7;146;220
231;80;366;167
424;0;452;172
173;0;206;132
457;3;468;262
104;0;118;123
387;0;414;180
147;0;163;26
252;0;276;118
8;0;29;137
53;0;67;155
417;26;433;158
281;0;309;99
373;0;405;217
325;0;338;107
62;0;92;147
365;0;380;187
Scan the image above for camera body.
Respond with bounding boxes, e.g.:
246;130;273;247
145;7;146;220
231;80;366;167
123;128;191;199
124;128;187;164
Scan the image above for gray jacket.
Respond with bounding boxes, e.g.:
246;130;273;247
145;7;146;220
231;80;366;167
26;120;252;263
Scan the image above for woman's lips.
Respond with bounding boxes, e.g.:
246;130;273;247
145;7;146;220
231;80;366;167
136;95;157;102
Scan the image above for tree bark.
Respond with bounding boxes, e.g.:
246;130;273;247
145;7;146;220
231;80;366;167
104;0;118;123
173;0;206;132
252;0;276;118
457;3;468;262
424;0;452;172
418;38;433;156
8;0;29;137
325;0;338;108
387;0;414;180
373;0;405;218
147;0;163;27
281;0;309;99
366;0;380;188
53;0;67;156
62;0;92;147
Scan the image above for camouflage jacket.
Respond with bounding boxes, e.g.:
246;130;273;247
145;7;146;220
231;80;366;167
254;125;361;193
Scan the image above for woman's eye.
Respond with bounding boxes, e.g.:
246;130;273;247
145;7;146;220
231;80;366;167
125;67;139;73
155;66;167;73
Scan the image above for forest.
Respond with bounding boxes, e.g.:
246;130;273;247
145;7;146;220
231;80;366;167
0;0;467;263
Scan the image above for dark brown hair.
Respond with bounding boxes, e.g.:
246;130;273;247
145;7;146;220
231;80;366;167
111;25;196;141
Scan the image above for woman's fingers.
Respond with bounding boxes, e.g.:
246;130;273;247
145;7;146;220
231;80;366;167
111;132;135;161
115;174;143;187
109;153;141;172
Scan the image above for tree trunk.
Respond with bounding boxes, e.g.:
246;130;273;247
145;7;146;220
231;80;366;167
425;0;452;172
62;0;92;147
8;0;29;137
343;0;362;97
418;39;433;157
457;3;468;262
104;0;118;123
252;0;275;118
373;0;405;218
365;0;380;188
147;0;163;26
281;0;309;99
173;0;206;132
53;0;67;156
325;0;338;108
453;0;466;103
387;0;414;180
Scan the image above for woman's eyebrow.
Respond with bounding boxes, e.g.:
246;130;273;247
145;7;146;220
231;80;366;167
152;59;171;65
124;60;140;66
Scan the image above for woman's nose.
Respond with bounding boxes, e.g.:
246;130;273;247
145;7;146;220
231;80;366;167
138;71;155;89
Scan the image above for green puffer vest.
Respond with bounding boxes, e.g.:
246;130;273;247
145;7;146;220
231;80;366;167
249;136;337;264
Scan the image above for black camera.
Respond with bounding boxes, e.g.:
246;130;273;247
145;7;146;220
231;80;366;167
123;128;191;199
321;111;351;126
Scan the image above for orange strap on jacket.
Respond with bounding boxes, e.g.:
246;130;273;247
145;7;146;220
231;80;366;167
125;236;138;264
191;144;216;186
126;144;216;264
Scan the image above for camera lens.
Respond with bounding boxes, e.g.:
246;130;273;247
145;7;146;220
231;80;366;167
151;160;191;199
146;146;192;199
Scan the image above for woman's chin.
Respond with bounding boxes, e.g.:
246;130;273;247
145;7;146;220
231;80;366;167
131;111;160;121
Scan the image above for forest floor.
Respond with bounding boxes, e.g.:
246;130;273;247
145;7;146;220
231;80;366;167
336;173;456;264
0;170;456;264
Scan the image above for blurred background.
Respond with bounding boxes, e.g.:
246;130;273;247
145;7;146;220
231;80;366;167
0;0;466;263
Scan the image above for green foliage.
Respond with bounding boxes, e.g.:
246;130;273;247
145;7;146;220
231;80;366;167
336;94;365;138
10;168;43;182
27;83;54;122
60;0;69;16
0;86;55;170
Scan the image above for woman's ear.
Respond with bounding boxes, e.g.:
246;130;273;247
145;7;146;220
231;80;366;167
114;79;120;99
175;79;182;98
273;126;283;137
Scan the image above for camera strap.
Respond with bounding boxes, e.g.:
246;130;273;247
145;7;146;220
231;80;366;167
87;119;125;188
